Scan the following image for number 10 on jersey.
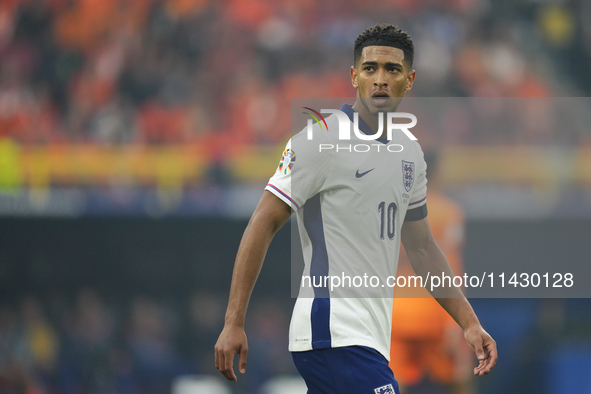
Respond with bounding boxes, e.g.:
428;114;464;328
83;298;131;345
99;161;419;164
378;201;397;240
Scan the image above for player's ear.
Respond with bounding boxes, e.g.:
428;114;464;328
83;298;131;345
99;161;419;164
350;65;358;89
405;69;416;92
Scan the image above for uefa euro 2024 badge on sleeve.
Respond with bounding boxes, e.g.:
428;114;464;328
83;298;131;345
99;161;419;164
279;149;296;175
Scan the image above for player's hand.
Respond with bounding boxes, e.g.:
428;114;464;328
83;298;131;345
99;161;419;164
464;325;497;376
215;324;248;382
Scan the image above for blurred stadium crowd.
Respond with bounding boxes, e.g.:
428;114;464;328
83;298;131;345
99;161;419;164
1;0;591;148
0;289;295;394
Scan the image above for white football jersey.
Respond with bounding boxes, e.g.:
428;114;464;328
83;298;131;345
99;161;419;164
265;104;428;360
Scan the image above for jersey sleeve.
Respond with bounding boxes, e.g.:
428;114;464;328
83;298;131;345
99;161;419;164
404;151;428;222
265;133;332;210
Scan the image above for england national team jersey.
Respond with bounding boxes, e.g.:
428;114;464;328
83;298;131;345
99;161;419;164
265;103;428;361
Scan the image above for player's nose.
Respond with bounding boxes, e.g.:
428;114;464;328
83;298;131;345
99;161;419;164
374;69;388;88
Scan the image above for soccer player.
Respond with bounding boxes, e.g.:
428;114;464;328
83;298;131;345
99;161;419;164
215;24;497;394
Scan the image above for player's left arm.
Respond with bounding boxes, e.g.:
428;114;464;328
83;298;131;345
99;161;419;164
401;217;498;376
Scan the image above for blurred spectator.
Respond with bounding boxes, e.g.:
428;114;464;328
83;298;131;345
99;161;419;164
126;296;181;394
181;291;224;374
59;288;116;393
17;297;59;390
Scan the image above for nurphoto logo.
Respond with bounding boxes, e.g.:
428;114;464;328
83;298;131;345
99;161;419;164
302;107;417;153
302;107;417;141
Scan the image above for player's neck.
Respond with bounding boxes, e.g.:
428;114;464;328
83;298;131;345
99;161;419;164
351;101;387;139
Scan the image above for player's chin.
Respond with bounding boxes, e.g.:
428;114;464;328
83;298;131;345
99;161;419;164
368;105;396;117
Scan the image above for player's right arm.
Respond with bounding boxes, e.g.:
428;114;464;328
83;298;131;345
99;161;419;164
215;191;292;382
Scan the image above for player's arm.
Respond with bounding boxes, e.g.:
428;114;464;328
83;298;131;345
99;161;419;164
215;191;292;381
401;217;498;376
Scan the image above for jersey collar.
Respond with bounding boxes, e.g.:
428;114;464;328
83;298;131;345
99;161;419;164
340;103;389;144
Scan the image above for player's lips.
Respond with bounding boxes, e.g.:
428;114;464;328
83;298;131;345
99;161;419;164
371;92;390;106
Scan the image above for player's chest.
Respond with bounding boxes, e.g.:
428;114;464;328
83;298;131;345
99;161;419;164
328;149;418;204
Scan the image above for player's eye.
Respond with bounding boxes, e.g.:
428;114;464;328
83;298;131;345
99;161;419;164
364;66;374;71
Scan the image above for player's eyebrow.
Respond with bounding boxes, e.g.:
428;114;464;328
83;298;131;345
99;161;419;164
361;61;403;68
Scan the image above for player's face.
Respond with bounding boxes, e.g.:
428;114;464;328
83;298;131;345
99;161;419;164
350;46;415;115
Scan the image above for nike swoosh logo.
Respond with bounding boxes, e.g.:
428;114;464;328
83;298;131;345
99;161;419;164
355;168;375;178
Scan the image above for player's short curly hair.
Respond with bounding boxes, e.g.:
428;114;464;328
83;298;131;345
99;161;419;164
353;24;414;68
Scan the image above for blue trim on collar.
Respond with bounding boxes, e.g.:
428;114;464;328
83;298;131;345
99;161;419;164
339;103;389;144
